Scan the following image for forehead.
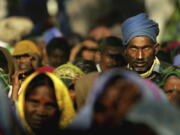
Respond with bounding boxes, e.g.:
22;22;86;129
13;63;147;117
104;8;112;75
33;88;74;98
165;75;180;85
50;49;64;56
101;78;140;102
107;78;139;91
27;85;56;99
127;36;154;47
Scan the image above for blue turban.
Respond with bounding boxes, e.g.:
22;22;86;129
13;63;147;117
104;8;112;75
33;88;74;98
121;13;159;45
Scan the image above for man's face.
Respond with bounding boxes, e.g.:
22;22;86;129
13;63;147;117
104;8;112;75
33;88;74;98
48;49;68;67
100;47;124;72
14;54;33;71
163;75;180;102
24;85;60;132
126;36;159;73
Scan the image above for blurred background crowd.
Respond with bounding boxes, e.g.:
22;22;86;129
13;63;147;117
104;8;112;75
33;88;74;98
0;0;179;135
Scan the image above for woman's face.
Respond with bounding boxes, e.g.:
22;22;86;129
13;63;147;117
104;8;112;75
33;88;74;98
163;75;180;102
93;78;141;128
24;84;60;132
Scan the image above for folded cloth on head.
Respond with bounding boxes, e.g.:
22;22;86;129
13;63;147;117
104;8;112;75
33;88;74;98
121;13;159;45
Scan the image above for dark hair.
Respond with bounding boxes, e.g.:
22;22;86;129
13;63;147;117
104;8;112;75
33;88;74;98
73;59;97;74
25;73;55;98
99;36;127;66
98;36;124;52
46;37;71;59
0;51;8;73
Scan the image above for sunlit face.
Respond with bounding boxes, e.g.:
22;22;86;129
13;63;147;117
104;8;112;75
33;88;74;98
93;78;141;128
14;54;33;71
24;85;60;132
163;75;180;102
48;49;68;68
100;47;124;72
126;36;159;73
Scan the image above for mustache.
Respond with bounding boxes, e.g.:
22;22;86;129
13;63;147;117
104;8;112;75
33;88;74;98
134;60;146;63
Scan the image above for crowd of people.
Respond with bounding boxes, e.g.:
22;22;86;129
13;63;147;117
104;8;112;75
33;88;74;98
0;12;179;135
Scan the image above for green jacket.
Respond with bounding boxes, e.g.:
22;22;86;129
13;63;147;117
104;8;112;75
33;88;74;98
149;61;172;83
155;65;180;87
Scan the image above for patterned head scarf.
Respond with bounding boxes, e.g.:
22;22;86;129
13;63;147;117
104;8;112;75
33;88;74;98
13;40;41;56
0;47;15;78
53;63;84;88
157;66;180;87
16;71;76;134
121;13;159;45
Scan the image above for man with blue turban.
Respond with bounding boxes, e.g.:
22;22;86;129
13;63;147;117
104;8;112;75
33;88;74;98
121;13;171;82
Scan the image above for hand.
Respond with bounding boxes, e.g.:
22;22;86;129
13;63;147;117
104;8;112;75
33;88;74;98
69;43;83;62
11;70;27;101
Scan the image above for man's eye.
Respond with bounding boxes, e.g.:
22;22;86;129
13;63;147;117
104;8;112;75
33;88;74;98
129;47;137;51
143;47;151;51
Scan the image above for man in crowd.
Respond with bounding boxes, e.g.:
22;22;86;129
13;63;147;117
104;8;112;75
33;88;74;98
46;37;71;68
121;13;171;82
75;36;126;110
96;36;126;72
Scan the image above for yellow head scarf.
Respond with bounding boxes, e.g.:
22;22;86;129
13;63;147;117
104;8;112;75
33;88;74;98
16;72;76;134
13;40;41;56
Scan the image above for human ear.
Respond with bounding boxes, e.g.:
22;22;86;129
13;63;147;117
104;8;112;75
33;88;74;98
154;43;160;55
124;48;128;57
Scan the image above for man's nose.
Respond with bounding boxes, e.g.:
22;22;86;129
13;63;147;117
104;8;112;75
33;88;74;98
137;49;143;60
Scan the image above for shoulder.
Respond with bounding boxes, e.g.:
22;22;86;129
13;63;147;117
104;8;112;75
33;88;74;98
154;64;180;86
159;60;172;71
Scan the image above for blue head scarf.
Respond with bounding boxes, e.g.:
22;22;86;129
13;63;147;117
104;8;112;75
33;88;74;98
43;27;63;44
121;13;159;45
68;69;167;130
